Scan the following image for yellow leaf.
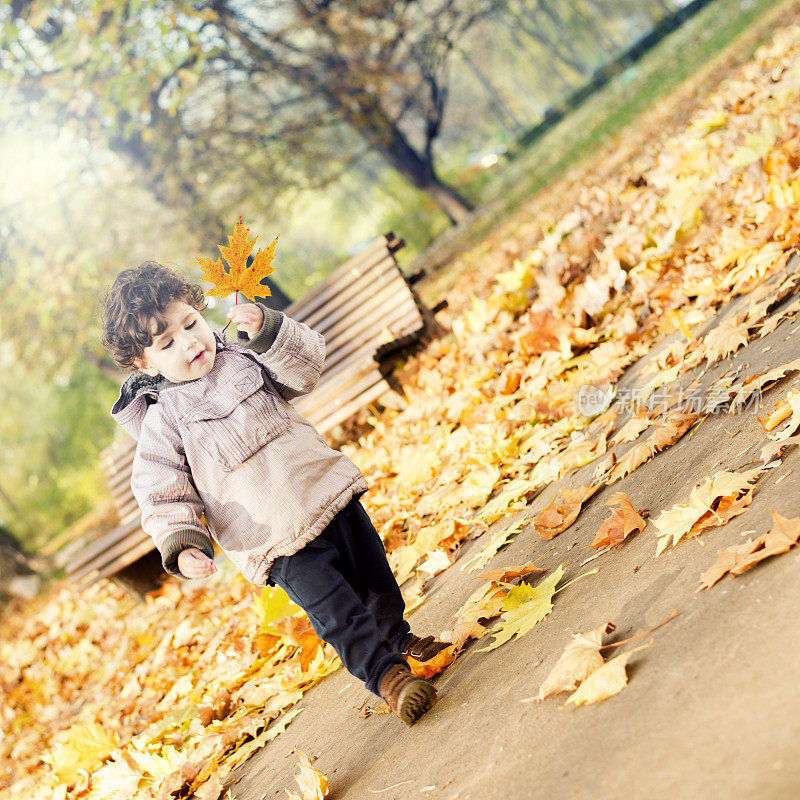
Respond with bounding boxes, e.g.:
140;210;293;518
196;216;278;300
44;723;117;786
127;744;185;781
253;587;301;632
653;468;762;555
85;755;144;798
478;565;564;652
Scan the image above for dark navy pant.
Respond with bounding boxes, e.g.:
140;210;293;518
269;497;411;696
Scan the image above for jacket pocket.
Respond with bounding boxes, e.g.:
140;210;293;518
186;371;289;471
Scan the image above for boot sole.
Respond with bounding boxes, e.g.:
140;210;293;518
397;678;438;726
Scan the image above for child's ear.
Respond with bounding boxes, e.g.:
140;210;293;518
133;356;159;377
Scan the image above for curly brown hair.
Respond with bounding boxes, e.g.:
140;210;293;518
100;261;207;369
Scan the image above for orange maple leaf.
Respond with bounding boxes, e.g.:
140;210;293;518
196;215;278;300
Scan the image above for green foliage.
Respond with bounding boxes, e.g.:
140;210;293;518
0;353;119;550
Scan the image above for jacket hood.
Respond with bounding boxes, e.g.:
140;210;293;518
110;331;229;440
110;371;170;440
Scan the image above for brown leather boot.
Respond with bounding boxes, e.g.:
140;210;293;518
380;663;437;725
402;634;451;663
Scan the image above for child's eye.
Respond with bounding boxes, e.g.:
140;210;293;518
186;321;196;330
162;340;173;350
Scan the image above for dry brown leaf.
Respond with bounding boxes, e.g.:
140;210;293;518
604;411;697;484
533;484;602;540
688;488;754;538
536;622;616;700
699;511;800;589
197;688;233;727
701;314;751;362
729;357;800;412
730;511;800;574
610;412;654;445
589;493;648;549
698;539;762;590
760;435;800;464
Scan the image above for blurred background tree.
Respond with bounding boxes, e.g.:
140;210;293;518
0;0;684;549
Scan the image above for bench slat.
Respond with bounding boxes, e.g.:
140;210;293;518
312;379;393;435
66;516;143;573
295;361;385;419
284;237;396;320
74;531;156;588
321;303;423;376
315;273;420;348
295;256;398;331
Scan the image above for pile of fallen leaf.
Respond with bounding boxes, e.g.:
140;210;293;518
5;22;800;800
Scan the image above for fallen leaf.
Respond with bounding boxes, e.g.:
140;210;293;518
653;468;762;555
698;539;761;590
729;357;800;412
536;622;616;700
702;314;751;362
760;435;800;464
610;412;654;445
604;411;697;484
730;511;800;575
408;644;460;680
589;493;648;549
566;641;653;706
441;562;544;648
43;722;117;786
478;565;565;652
533;486;601;540
285;749;329;800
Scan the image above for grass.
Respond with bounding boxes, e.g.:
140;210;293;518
410;0;797;302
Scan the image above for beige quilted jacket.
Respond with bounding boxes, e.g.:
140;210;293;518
110;309;368;584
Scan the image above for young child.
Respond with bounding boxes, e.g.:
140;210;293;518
100;261;448;725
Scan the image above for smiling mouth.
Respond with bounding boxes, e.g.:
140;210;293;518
190;350;205;363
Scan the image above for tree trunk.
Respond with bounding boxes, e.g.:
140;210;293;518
423;179;473;225
373;123;473;225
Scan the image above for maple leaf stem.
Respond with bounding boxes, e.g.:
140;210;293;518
220;292;240;335
600;609;677;650
552;567;598;596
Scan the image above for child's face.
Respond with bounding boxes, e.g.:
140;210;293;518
133;300;216;383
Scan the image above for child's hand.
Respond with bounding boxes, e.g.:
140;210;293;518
178;547;217;579
227;303;264;340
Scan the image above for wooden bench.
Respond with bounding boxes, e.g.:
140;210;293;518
66;233;437;594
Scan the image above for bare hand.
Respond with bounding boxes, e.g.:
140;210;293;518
177;547;217;579
227;303;264;340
